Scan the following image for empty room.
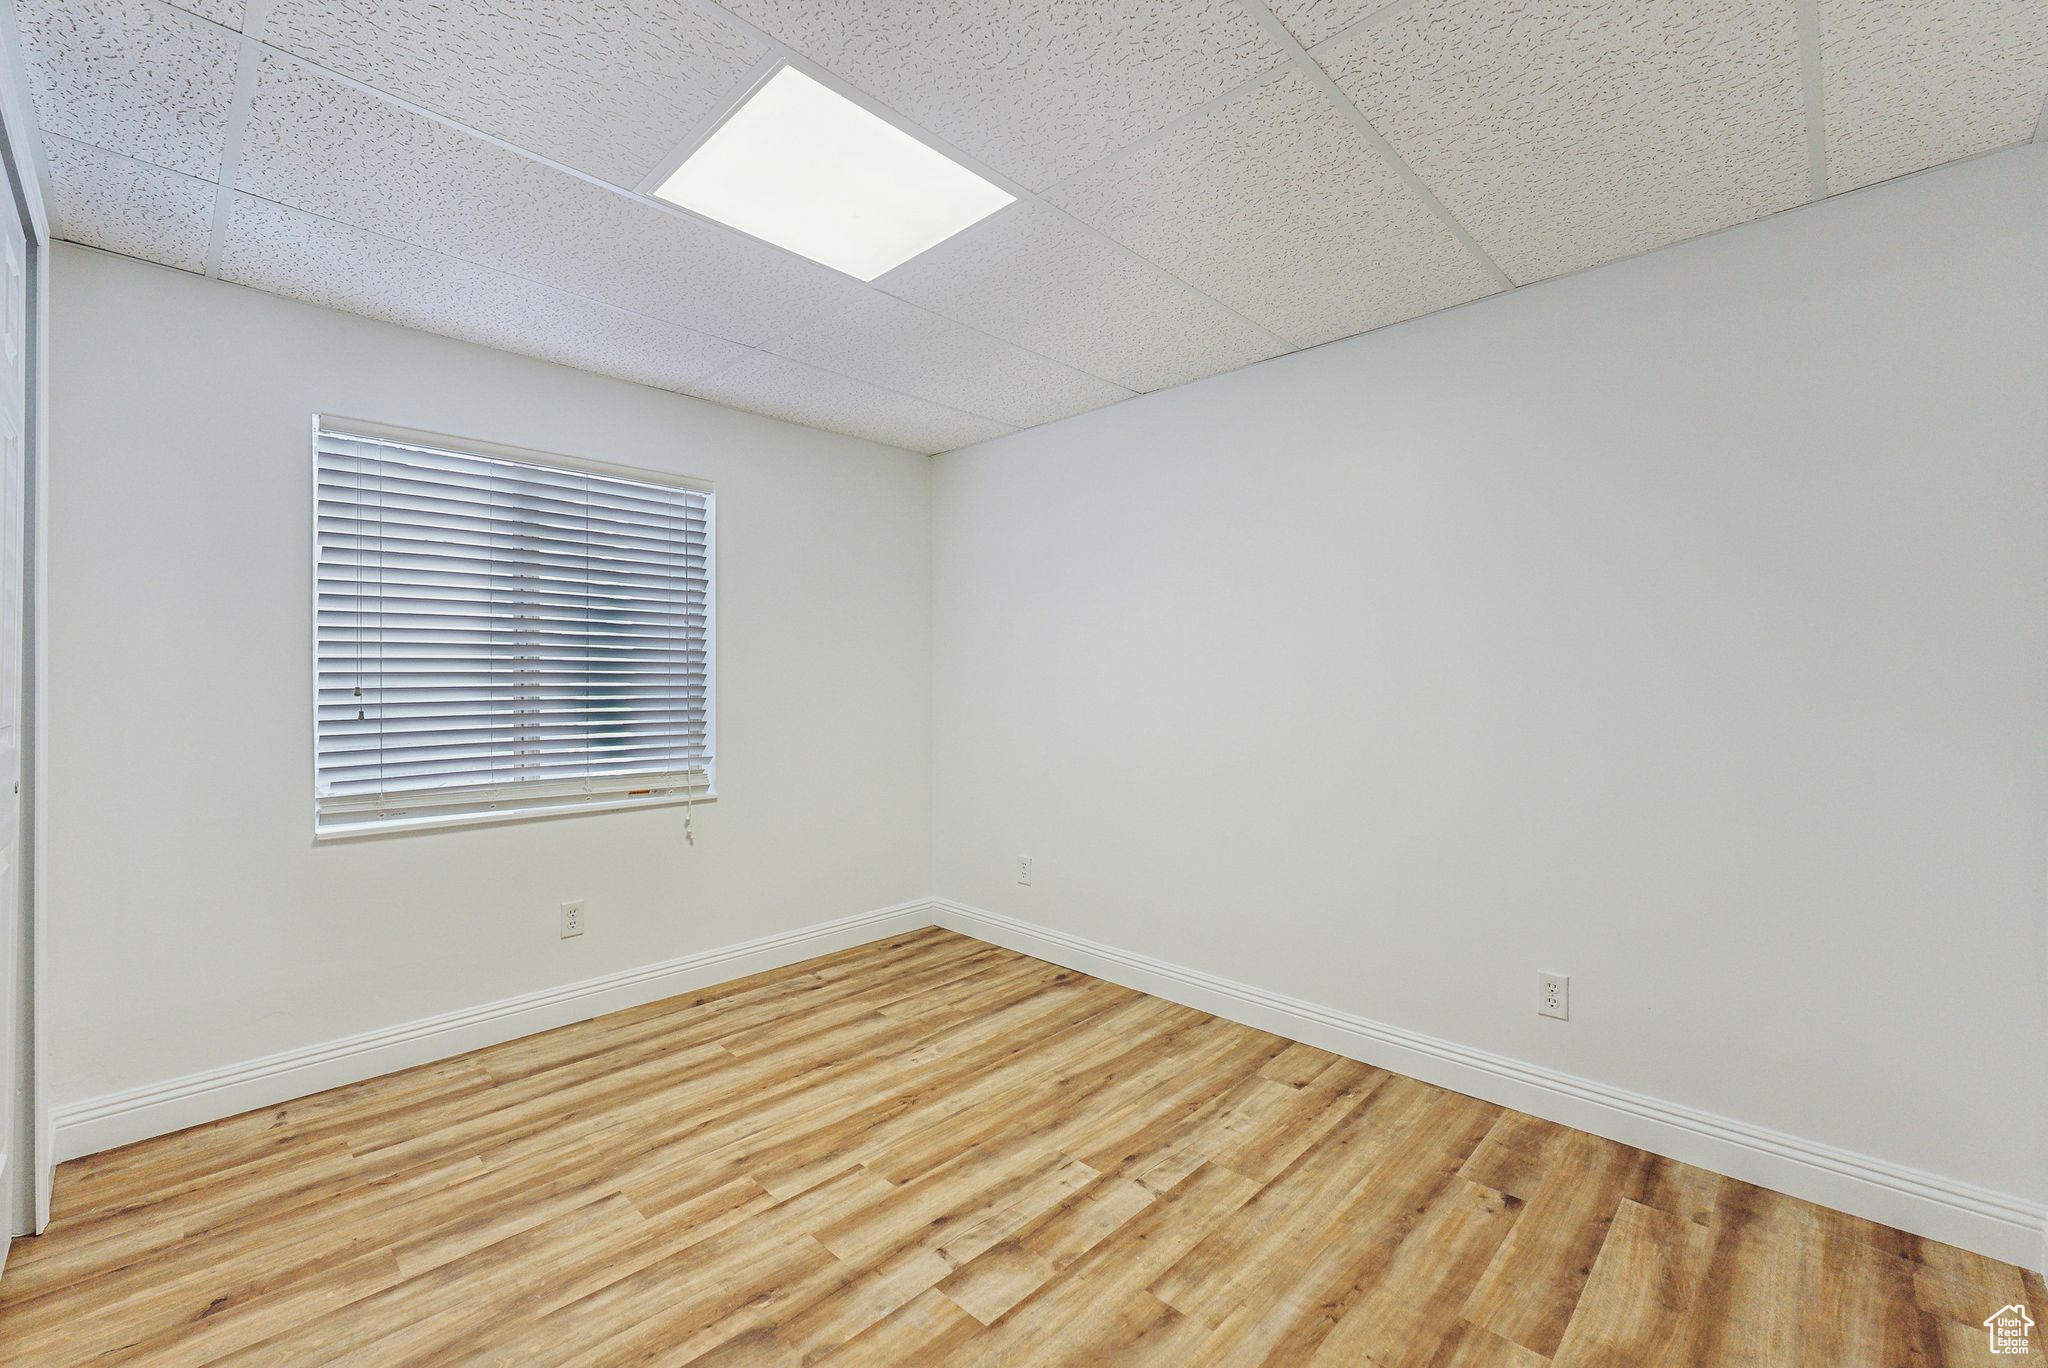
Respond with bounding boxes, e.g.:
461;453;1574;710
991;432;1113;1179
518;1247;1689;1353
0;0;2042;1362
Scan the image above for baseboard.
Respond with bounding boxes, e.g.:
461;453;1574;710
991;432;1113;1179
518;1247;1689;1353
46;894;2048;1272
929;899;2048;1273
49;899;936;1165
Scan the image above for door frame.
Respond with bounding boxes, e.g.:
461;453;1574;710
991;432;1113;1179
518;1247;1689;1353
0;0;46;1247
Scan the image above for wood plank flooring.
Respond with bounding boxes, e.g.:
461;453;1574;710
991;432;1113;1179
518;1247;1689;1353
4;928;2041;1365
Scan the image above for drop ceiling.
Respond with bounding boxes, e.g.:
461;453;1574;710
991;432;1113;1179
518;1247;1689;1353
16;0;2048;454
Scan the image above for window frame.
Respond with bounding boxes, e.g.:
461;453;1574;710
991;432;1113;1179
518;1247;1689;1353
308;415;717;841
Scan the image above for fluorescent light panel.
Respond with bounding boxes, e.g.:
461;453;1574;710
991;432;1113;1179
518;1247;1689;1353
653;67;1014;282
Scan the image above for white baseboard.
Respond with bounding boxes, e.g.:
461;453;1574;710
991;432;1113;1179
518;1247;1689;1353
49;900;935;1165
929;899;2048;1273
45;895;2047;1273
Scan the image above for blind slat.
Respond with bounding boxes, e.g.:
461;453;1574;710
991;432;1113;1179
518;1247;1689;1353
315;428;713;829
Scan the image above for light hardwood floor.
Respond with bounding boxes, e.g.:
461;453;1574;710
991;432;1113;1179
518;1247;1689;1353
3;927;2041;1365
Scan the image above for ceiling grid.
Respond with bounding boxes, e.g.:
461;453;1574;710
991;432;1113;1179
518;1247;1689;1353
229;0;1281;413
1794;0;1830;198
17;0;2048;452
201;0;271;276
1235;0;1514;292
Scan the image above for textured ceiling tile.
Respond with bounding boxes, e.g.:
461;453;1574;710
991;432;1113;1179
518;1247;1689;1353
44;135;217;272
235;55;862;345
219;195;750;391
1269;0;1385;49
17;0;240;179
719;0;1284;190
882;202;1288;393
1821;0;2048;193
1049;70;1500;348
1320;0;1812;284
771;289;1132;429
687;351;1015;454
261;0;768;186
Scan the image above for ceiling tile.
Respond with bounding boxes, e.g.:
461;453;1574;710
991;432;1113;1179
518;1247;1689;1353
771;289;1132;429
1319;0;1812;284
44;135;217;272
718;0;1284;190
686;351;1015;454
1269;0;1384;49
1821;0;2048;194
218;195;751;391
17;0;240;179
260;0;769;187
1049;69;1501;348
882;201;1288;394
234;55;863;345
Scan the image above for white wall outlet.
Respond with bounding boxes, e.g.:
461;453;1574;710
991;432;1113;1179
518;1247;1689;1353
561;900;585;938
1538;972;1568;1020
1016;856;1033;886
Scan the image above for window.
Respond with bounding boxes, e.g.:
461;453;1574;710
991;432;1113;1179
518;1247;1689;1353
314;420;712;835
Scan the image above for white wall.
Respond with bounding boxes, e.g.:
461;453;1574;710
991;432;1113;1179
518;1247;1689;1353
47;245;931;1108
932;146;2048;1213
40;144;2048;1263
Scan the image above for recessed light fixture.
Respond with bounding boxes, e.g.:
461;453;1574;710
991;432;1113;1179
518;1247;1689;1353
652;66;1015;282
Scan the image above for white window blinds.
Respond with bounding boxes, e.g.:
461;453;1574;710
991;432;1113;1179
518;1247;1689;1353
315;424;712;834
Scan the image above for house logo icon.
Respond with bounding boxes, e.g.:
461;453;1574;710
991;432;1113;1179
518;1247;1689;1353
1985;1304;2034;1354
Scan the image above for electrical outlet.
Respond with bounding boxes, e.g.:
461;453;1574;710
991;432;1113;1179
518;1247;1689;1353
561;900;585;938
1538;972;1568;1020
1016;856;1033;886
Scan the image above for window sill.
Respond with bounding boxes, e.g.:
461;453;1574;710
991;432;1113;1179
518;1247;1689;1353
314;789;719;842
